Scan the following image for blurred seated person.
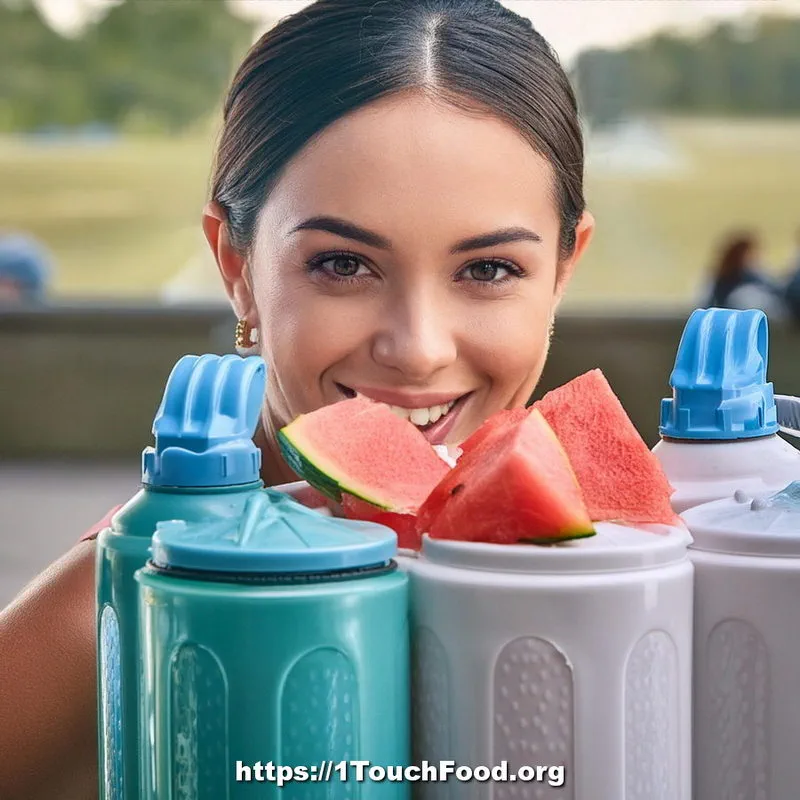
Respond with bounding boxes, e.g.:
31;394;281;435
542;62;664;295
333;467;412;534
783;228;800;322
0;233;52;304
702;231;786;318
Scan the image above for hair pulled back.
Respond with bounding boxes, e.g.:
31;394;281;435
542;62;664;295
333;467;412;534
211;0;585;260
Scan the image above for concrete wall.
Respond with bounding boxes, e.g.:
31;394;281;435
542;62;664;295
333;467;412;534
0;304;235;459
1;304;799;458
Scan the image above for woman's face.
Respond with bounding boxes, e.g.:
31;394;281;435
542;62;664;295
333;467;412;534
215;93;592;446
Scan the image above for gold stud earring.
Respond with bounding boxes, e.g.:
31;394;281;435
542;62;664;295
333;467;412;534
235;319;259;355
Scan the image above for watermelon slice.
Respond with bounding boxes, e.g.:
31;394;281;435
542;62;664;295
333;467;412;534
277;397;450;512
533;369;679;526
417;408;595;544
341;494;421;550
459;407;529;456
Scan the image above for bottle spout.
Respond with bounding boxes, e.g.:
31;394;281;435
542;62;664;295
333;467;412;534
142;354;267;487
659;308;778;440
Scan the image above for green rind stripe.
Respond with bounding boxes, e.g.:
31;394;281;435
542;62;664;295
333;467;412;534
277;430;341;501
277;429;392;509
517;525;596;545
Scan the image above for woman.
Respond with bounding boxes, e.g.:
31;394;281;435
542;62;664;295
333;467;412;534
703;231;785;318
0;1;593;796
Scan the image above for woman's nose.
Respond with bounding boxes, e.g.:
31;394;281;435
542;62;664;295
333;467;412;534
370;296;458;382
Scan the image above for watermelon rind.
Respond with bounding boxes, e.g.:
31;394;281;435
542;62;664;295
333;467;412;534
517;526;596;545
277;426;395;510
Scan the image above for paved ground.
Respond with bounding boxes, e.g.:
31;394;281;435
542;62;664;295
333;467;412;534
0;461;139;608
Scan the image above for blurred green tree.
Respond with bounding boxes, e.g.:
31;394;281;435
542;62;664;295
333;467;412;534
573;14;800;126
4;2;800;132
0;0;254;133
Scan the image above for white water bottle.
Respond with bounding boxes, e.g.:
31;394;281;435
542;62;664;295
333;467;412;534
652;307;800;514
682;482;800;800
407;523;693;800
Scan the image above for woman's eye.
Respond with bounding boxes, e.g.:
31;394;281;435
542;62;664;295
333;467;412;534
307;253;374;283
463;260;518;283
469;261;501;281
323;256;363;277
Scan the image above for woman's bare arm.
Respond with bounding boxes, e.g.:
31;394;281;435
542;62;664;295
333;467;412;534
0;483;324;799
0;540;99;800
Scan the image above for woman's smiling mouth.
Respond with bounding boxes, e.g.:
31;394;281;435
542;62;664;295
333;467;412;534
335;382;472;442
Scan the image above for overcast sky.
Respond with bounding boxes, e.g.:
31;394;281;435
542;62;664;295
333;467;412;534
36;0;800;64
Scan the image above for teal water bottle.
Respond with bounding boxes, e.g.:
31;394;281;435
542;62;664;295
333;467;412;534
137;489;410;799
96;353;266;800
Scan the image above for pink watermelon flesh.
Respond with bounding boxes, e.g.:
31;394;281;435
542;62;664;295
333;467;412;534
534;369;679;526
459;407;529;456
417;413;516;535
417;408;594;544
280;397;450;513
341;494;421;550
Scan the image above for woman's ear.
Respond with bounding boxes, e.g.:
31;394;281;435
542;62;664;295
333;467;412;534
202;201;257;321
554;210;595;307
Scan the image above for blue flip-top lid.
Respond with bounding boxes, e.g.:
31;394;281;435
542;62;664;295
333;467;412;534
659;308;778;440
151;490;397;574
142;354;265;487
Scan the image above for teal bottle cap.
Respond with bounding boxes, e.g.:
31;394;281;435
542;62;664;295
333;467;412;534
659;308;778;440
151;490;397;574
142;354;265;487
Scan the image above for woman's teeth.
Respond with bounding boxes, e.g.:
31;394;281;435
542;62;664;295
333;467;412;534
353;393;457;427
395;401;456;427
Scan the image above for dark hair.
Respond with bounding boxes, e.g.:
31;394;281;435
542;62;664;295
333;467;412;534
211;0;585;261
713;232;757;282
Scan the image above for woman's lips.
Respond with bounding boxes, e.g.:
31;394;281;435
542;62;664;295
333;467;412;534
335;383;466;408
335;382;472;445
418;392;470;445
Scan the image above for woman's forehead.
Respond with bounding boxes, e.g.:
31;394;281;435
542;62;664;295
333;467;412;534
259;93;558;240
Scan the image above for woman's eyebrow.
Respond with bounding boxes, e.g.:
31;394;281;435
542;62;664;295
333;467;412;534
290;216;392;249
451;227;542;254
289;217;542;254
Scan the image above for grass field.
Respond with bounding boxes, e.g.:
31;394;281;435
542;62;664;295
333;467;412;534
577;117;800;308
0;135;215;298
1;117;800;306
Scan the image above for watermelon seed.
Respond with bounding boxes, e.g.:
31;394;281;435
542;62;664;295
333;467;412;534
450;484;465;496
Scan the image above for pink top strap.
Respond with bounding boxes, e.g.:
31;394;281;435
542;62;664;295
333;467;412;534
78;505;123;543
